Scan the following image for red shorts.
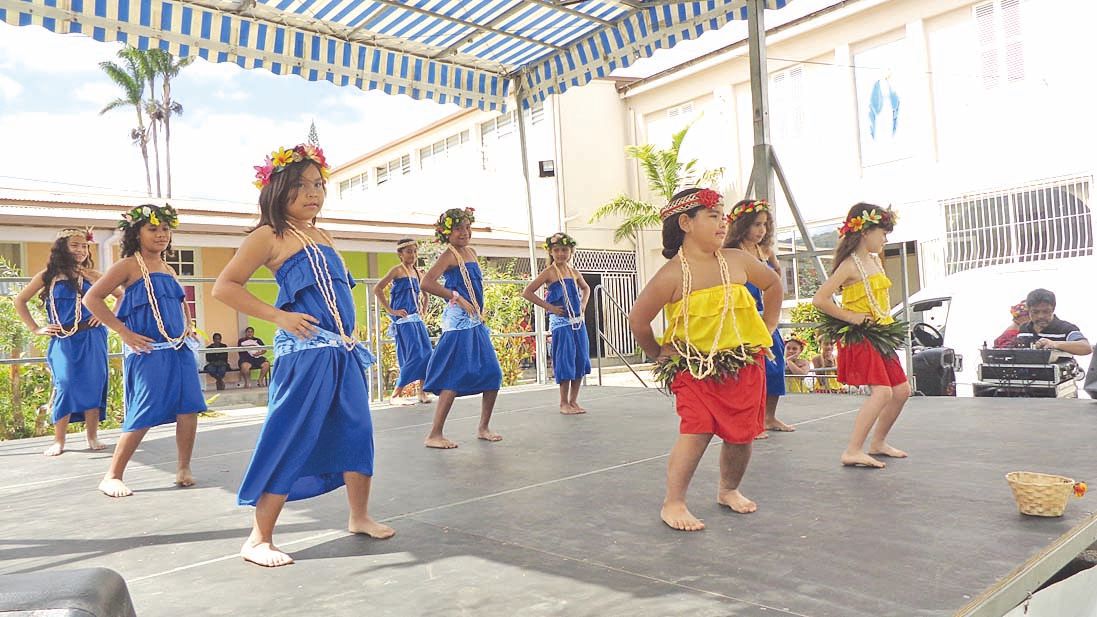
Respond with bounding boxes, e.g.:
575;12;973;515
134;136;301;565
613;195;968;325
669;361;765;444
837;339;908;387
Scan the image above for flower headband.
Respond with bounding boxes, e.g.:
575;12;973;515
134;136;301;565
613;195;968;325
434;207;475;244
838;206;898;237
660;188;724;221
253;144;331;189
118;204;179;231
57;226;94;242
395;239;419;251
544;232;577;250
727;199;770;224
1010;301;1029;319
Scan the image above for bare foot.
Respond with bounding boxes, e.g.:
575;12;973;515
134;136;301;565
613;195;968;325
661;502;705;531
754;431;769;440
43;442;64;457
348;516;396;539
477;429;503;442
417;394;434;404
569;402;588;414
841;451;886;468
717;489;758;513
424;436;458;449
99;478;133;497
176;468;196;487
765;419;796;432
86;438;107;451
869;443;908;458
240;541;294;567
560;403;585;415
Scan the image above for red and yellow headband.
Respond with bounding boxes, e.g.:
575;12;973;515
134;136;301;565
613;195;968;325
659;189;724;221
726;199;769;224
253;144;331;189
838;207;898;237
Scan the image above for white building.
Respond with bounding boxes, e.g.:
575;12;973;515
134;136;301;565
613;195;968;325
620;0;1095;309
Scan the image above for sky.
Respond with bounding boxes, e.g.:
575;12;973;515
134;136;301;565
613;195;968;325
0;0;837;205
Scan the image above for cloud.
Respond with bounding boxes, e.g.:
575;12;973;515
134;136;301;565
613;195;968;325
74;82;126;108
0;23;120;75
0;74;23;100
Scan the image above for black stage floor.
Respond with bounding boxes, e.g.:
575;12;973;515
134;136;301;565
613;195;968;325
1;387;1096;617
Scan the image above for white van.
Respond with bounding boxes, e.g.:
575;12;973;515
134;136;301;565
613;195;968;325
900;257;1096;397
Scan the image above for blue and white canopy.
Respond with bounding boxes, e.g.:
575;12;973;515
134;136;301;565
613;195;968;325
1;0;793;110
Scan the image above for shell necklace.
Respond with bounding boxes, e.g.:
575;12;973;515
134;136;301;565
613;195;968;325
671;248;745;380
284;225;358;351
48;274;85;338
447;245;482;318
550;262;582;331
134;253;188;349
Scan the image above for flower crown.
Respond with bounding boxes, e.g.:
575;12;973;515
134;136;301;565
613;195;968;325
253;144;331;189
838;206;898;237
434;207;475;244
544;232;577;250
1010;301;1029;319
118;204;179;231
727;199;769;224
57;226;94;242
660;188;724;221
395;239;419;251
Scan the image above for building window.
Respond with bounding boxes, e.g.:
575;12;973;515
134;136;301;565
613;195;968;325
338;172;368;199
420;130;470;171
943;175;1092;275
975;0;1024;90
376;154;411;186
164;247;199;324
776;224;837;302
770;65;804;145
0;242;23;297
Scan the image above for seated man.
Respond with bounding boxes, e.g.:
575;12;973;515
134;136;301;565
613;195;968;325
238;326;271;388
1014;289;1092;357
203;333;232;391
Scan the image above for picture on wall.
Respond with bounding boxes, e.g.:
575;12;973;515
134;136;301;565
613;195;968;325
855;37;912;167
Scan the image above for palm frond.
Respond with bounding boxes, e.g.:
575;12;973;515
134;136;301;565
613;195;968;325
589;195;656;224
612;212;662;243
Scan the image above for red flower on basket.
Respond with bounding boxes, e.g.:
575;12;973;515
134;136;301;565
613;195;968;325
1074;481;1088;498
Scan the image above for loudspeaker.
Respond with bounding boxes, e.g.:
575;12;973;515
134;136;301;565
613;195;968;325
0;568;136;616
912;347;957;396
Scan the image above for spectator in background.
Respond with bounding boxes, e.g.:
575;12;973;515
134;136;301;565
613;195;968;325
238;326;271;388
812;334;840;393
204;333;231;391
993;301;1029;349
784;338;812;393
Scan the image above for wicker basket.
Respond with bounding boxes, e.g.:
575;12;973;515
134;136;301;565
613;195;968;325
1005;472;1076;517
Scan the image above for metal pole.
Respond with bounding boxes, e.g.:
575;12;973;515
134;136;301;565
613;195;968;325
514;80;547;385
594;284;604;386
772;152;827;279
900;241;916;392
747;0;774;204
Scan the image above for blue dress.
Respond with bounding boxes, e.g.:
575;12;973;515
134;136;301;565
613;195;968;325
237;245;375;506
746;261;786;397
46;279;108;424
546;279;591;384
389;275;433;389
117;273;206;431
422;261;503;396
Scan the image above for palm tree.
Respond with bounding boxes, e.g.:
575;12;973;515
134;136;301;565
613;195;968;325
99;49;152;196
147;49;193;198
589;122;722;242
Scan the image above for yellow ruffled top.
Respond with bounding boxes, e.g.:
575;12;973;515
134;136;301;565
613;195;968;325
840;272;894;324
661;284;773;351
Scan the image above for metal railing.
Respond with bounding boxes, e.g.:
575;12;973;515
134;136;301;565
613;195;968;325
0;275;546;402
592;284;648;388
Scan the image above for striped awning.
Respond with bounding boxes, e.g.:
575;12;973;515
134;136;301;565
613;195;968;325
0;0;794;111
